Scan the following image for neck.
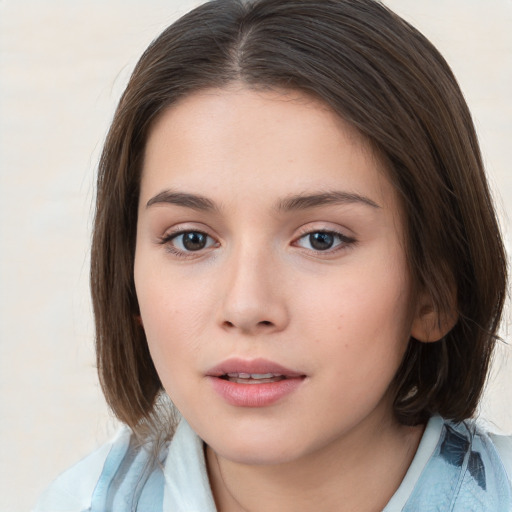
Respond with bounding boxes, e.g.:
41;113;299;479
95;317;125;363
206;414;424;512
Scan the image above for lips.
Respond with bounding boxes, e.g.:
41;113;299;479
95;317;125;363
206;358;306;407
207;358;304;379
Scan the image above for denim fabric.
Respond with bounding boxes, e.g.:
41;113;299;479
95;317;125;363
402;420;512;511
34;417;512;511
89;434;167;512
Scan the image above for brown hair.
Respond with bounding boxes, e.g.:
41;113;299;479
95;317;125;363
91;0;507;433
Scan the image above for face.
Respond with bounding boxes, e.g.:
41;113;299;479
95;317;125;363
134;87;418;465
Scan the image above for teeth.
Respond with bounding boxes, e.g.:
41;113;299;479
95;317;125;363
223;372;286;384
226;372;280;379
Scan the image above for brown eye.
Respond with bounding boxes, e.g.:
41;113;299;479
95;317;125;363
182;232;208;251
295;230;354;252
169;231;215;252
309;232;335;251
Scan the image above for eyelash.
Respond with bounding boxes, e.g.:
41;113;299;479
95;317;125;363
293;229;356;254
158;228;356;258
158;229;217;258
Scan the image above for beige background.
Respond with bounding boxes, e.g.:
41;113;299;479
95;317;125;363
0;1;511;511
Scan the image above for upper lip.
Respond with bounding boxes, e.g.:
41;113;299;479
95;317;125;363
206;358;304;378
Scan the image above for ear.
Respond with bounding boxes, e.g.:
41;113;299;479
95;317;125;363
411;290;458;343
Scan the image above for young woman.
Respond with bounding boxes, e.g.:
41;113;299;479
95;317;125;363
34;0;512;510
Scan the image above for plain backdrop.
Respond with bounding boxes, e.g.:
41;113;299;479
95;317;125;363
1;1;511;511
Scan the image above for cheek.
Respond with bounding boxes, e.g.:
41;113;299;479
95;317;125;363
298;261;413;367
138;286;201;351
314;282;413;412
134;257;216;376
304;269;410;330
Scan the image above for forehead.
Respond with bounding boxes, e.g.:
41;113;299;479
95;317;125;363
146;86;368;158
140;86;397;215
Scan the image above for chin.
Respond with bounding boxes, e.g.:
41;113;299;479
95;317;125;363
204;428;312;467
214;444;300;466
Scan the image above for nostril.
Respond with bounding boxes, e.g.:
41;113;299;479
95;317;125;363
220;318;280;332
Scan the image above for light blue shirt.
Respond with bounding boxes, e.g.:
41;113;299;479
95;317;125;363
33;416;512;511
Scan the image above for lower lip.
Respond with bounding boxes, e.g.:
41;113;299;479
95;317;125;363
208;377;304;407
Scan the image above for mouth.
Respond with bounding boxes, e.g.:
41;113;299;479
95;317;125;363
220;372;289;384
206;358;306;407
207;357;305;381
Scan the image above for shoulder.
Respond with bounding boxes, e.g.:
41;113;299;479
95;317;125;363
489;431;512;483
462;419;512;489
32;427;131;512
445;419;512;510
402;417;512;511
31;419;215;512
32;426;169;512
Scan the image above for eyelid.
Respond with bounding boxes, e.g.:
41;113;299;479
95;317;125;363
158;222;216;241
292;225;356;254
157;225;220;258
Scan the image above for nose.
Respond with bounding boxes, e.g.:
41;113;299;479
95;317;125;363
218;245;289;336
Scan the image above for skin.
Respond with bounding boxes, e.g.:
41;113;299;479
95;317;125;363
134;86;431;511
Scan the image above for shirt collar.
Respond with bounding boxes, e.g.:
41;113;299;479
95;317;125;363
163;418;217;511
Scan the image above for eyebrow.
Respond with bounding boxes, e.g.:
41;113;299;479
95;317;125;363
277;191;380;211
145;189;380;213
146;190;217;211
